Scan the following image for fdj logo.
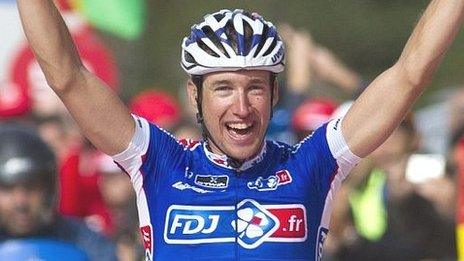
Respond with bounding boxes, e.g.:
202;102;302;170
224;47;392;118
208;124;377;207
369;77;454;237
170;214;219;234
164;199;307;248
164;205;236;244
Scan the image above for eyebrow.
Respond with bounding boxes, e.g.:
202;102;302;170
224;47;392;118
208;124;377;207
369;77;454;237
209;77;268;87
210;80;233;86
249;78;268;84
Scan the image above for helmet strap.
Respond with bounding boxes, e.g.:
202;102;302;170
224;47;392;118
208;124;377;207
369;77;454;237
270;73;276;120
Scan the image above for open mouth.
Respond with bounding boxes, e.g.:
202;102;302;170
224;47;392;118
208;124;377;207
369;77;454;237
226;122;254;138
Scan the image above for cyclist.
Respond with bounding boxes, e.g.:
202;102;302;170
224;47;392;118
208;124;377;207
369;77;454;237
17;1;464;260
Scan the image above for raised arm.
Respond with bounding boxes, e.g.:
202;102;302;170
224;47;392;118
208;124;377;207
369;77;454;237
17;0;134;155
343;0;464;158
279;24;314;95
311;45;362;95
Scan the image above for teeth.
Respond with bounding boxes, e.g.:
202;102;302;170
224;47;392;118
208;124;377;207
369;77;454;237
227;123;251;130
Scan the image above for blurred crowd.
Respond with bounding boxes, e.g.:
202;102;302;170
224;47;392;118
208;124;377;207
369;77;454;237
1;2;464;261
274;25;462;261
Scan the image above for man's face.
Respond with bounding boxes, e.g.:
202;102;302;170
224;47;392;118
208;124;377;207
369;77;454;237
0;184;46;236
188;70;278;161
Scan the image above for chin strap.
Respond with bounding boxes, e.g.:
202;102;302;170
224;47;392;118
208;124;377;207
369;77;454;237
196;112;243;169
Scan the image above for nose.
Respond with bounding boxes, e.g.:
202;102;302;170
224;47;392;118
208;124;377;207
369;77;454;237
231;91;251;118
12;187;28;205
11;187;32;207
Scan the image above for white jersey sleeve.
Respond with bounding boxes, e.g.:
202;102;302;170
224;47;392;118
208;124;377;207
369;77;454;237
111;114;150;178
326;118;362;180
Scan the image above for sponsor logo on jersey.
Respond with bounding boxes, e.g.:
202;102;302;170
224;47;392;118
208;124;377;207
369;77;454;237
194;175;229;189
316;227;329;261
172;181;214;193
140;225;153;261
231;200;279;249
164;199;307;249
247;170;293;191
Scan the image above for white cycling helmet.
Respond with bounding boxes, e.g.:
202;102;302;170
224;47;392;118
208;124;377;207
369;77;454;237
181;9;285;75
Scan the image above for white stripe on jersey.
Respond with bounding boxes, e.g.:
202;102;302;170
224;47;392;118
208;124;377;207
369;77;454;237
315;118;360;260
320;117;361;228
111;115;152;231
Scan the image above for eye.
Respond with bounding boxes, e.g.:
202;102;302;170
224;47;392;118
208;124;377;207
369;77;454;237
214;85;233;92
249;85;266;94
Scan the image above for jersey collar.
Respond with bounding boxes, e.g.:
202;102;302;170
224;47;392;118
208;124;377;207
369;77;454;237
203;141;267;171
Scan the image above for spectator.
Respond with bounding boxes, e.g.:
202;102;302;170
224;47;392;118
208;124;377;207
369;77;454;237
452;123;464;258
337;115;456;260
269;25;364;144
0;123;117;260
95;153;142;261
291;98;337;141
130;90;181;130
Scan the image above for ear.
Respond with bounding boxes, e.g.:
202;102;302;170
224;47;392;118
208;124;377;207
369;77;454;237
272;80;279;107
187;79;199;113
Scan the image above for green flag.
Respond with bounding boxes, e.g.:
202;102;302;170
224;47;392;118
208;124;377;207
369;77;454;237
80;0;145;40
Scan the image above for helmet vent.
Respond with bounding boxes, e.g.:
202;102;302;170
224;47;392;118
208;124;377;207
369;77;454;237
201;26;229;58
254;23;269;57
213;13;225;22
224;20;238;55
184;51;196;63
198;37;220;58
263;36;278;56
242;19;253;56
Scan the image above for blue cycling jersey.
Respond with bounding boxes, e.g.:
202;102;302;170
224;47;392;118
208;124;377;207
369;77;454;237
113;116;360;261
